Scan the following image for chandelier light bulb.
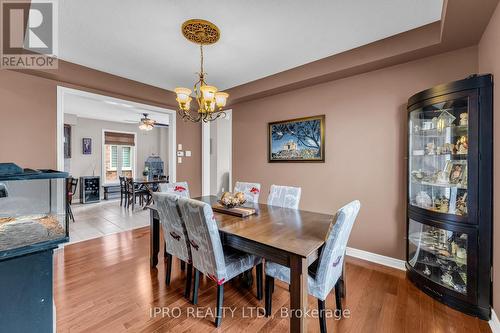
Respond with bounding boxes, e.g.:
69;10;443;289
200;85;217;102
215;92;228;108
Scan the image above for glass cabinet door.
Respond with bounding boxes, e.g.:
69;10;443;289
408;97;469;217
408;220;468;295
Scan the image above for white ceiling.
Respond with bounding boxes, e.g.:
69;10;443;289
63;92;171;125
59;0;443;91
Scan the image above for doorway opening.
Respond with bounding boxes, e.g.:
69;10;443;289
56;87;177;243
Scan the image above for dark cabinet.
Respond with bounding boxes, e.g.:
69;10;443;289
406;74;493;320
80;176;100;204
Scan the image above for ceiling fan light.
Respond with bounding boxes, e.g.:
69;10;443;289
215;92;229;108
139;123;153;131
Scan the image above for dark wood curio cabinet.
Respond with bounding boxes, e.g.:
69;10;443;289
406;74;493;320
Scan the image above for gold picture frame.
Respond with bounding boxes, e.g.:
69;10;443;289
268;115;325;162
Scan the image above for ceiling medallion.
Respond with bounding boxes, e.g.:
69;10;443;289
181;19;220;45
175;19;228;123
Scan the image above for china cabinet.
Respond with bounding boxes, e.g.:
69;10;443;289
406;74;493;319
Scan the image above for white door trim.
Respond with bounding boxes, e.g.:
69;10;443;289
56;86;177;183
202;110;233;196
201;121;210;196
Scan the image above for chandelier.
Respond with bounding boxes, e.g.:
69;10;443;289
174;19;229;123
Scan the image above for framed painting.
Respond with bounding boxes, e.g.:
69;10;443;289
268;115;325;162
82;138;92;155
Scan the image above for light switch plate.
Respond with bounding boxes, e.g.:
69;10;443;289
177;151;184;157
177;144;183;151
185;151;192;157
177;157;182;163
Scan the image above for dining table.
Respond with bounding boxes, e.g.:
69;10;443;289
130;178;168;209
149;195;345;333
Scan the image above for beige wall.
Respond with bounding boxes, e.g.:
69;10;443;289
232;46;478;259
0;67;202;197
0;70;57;168
478;1;500;316
64;116;165;198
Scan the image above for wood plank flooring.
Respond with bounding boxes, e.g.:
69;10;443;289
54;226;491;332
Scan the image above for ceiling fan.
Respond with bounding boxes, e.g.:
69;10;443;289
126;113;168;131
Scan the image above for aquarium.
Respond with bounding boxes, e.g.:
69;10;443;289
0;163;68;255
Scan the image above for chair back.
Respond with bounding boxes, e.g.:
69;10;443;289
70;178;78;195
153;192;191;263
125;177;134;193
267;184;302;209
314;200;361;300
119;176;126;192
66;177;78;204
177;198;227;284
234;181;261;203
159;181;190;198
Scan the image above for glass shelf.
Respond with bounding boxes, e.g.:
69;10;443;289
408;99;469;217
408;220;468;294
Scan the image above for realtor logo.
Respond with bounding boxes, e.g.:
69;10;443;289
1;0;58;69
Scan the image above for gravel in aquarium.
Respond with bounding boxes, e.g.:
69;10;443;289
0;215;65;251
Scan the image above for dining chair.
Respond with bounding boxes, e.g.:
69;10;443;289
264;200;361;333
153;192;193;299
267;184;302;209
66;177;78;222
119;176;127;206
125;178;148;210
158;181;190;265
177;197;263;327
234;181;261;203
159;181;190;198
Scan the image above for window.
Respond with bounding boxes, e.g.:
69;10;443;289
122;146;131;170
103;131;136;183
109;145;118;170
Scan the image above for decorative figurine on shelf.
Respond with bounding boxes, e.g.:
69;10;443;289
456;192;468;216
436;171;448;184
436;110;456;132
456;136;468;154
416;191;432;208
441;271;454;288
422;121;433;130
457;247;467;260
448;143;457;155
434;197;450;213
432;117;438;129
459;113;468;126
411;170;424;182
423;266;431;277
426;142;436;155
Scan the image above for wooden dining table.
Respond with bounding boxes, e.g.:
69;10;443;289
130;178;168;209
149;195;343;333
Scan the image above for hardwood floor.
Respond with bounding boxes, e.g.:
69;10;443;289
54;227;491;333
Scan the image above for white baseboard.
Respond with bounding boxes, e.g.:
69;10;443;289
490;310;500;333
346;247;406;271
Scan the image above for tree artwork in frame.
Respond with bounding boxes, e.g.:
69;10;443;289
268;115;325;162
